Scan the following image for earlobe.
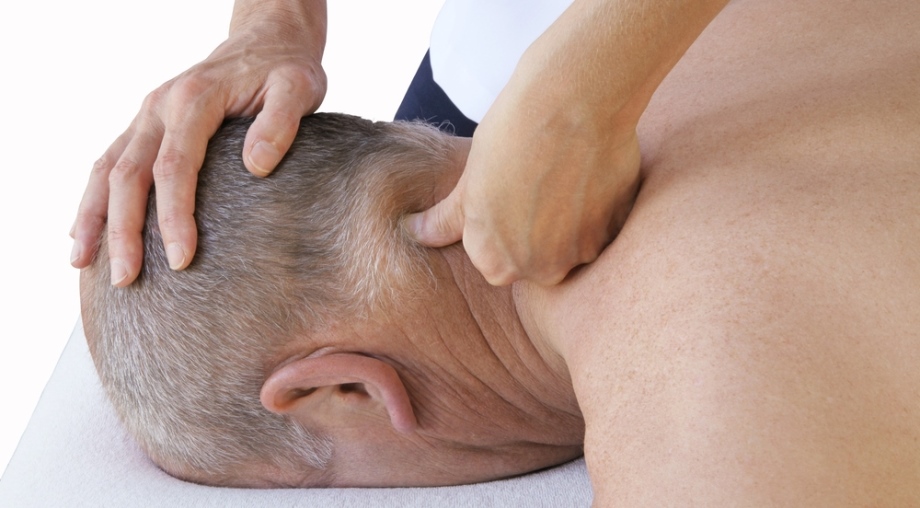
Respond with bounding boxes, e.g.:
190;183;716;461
260;352;418;433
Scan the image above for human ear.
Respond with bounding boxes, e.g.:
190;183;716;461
260;352;418;434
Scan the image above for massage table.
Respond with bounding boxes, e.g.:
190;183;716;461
0;321;592;507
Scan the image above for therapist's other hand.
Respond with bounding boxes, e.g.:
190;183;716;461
405;0;732;287
70;3;327;287
406;95;641;287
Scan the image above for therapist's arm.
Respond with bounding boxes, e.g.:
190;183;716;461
71;0;327;286
407;0;730;285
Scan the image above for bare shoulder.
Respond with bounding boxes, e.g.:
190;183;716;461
547;0;920;504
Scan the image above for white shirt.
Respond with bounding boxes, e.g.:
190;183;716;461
429;0;574;123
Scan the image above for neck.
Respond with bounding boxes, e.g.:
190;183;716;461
404;245;583;449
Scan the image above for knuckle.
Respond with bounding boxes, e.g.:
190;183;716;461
276;63;315;90
466;230;522;285
172;75;212;103
262;107;301;134
157;211;190;232
485;268;520;286
91;154;114;175
108;158;143;185
106;223;136;243
478;258;521;286
141;86;169;111
273;63;326;106
152;150;194;180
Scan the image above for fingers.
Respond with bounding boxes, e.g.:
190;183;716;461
106;127;163;286
470;228;608;287
243;77;315;176
404;181;595;286
410;192;614;286
73;81;220;286
71;130;133;268
460;230;523;287
404;189;465;248
152;92;226;273
70;30;329;286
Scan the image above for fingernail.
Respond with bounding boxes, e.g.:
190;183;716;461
111;260;129;286
249;141;279;176
69;221;76;238
166;242;187;270
70;242;82;266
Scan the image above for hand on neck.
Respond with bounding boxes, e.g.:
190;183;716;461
259;133;584;485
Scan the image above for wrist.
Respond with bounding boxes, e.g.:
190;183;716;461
500;52;639;148
230;0;327;51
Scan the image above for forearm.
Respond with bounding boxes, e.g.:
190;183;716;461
509;0;730;135
230;0;327;52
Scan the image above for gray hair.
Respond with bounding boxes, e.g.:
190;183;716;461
81;113;454;482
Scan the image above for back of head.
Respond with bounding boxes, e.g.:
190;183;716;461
81;113;453;484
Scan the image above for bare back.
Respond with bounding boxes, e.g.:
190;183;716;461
531;0;920;504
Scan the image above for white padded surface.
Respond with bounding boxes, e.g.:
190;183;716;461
0;322;592;507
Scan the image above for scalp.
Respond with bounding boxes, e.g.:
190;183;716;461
81;113;456;481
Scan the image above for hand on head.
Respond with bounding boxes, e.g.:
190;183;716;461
69;1;328;287
70;0;646;291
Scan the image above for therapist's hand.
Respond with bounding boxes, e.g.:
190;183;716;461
406;88;641;286
405;0;730;286
70;0;327;287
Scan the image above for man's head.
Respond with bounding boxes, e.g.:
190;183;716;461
81;114;583;488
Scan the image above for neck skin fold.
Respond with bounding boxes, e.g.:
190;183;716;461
394;244;584;450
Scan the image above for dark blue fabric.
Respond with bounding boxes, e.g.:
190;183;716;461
394;51;479;138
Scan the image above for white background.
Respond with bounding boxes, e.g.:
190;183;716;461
0;0;442;478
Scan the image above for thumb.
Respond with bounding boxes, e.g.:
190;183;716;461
243;79;320;177
404;190;465;248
